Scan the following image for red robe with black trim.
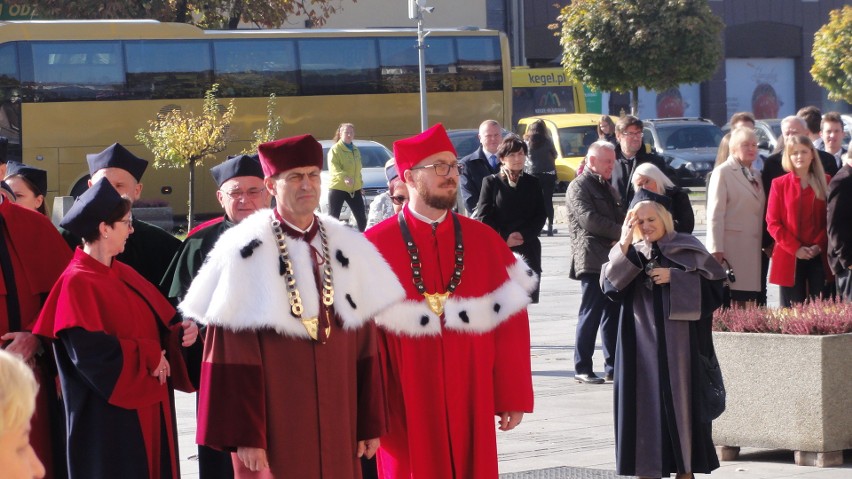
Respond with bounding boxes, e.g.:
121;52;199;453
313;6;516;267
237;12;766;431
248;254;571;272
33;249;194;479
0;199;72;478
365;207;535;479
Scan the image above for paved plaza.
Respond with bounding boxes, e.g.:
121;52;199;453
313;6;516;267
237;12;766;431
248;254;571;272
173;226;851;478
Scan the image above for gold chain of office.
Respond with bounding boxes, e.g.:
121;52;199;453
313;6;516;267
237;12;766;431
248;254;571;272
271;218;334;341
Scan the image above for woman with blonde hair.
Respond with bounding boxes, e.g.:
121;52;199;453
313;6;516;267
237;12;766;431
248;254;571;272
327;122;367;231
0;349;46;479
602;189;726;479
766;135;831;307
706;127;765;306
631;162;694;233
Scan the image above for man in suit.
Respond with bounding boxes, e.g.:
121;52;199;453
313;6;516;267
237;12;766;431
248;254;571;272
819;112;848;173
796;106;839;177
611;115;668;211
827;150;852;302
459;119;503;214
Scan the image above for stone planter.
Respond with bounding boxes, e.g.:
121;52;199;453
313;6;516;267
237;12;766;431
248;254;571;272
712;331;852;467
131;206;174;232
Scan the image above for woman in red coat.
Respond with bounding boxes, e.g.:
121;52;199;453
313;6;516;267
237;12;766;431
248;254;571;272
766;135;831;307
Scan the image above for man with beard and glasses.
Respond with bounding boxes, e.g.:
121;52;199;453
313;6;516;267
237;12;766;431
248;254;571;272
365;124;535;478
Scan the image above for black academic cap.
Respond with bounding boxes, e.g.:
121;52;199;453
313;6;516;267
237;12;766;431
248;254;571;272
86;143;148;182
629;187;673;212
210;154;264;188
5;161;47;197
60;179;123;239
0;137;7;164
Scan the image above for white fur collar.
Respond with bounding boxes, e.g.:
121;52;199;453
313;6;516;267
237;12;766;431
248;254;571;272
179;209;405;339
373;254;538;336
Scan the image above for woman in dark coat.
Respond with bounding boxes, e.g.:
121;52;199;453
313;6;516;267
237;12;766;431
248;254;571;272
631;162;695;234
475;135;547;302
601;189;727;479
33;180;199;479
523;119;558;235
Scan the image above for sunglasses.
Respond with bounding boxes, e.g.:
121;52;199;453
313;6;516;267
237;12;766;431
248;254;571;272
390;195;408;206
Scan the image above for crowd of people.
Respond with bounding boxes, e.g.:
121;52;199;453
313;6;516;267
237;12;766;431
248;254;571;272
0;102;850;479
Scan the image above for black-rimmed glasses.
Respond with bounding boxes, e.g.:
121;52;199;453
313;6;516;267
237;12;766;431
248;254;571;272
409;162;464;176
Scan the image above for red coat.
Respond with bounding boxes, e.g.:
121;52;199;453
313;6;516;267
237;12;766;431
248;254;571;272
766;172;831;287
366;208;535;479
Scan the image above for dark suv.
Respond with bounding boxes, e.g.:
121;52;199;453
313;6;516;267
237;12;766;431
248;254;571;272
642;118;723;186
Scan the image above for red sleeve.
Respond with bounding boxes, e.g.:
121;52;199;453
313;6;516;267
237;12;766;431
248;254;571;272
492;311;534;413
197;325;267;451
766;179;802;256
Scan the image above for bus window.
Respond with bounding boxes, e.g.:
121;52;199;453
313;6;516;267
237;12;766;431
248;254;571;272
213;39;299;98
378;37;418;94
297;38;380;96
125;40;212;99
29;41;124;101
424;37;456;92
0;43;21;160
457;37;502;91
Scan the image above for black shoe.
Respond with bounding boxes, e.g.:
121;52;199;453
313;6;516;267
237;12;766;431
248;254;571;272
605;373;614;382
575;373;605;384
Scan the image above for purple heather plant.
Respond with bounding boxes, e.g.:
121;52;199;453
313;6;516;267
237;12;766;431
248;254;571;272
713;298;852;335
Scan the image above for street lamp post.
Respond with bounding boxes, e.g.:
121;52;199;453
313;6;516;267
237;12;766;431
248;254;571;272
409;0;433;132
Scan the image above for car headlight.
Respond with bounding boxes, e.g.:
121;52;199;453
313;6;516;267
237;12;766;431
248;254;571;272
683;161;696;171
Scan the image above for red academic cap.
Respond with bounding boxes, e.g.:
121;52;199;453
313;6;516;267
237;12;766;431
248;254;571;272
257;135;323;178
393;124;456;182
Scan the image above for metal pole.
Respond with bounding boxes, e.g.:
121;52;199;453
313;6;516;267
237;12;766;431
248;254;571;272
416;16;428;132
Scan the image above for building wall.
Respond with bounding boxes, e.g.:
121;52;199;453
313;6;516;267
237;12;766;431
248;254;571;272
284;0;487;29
522;0;851;125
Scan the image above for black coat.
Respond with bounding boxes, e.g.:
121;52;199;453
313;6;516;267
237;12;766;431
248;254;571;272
459;146;499;214
667;186;695;234
614;145;671;211
827;164;852;274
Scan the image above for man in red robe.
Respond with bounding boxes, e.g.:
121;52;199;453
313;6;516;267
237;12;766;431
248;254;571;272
0;195;72;478
179;135;405;478
365;124;535;478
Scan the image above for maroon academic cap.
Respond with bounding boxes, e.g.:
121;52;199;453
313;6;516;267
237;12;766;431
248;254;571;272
257;135;323;178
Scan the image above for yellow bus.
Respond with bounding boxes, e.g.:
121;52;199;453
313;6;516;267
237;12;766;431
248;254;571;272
511;67;587;128
0;20;511;216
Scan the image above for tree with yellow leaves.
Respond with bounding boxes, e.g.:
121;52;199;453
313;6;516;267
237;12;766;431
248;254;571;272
811;5;852;104
243;93;282;155
137;84;235;229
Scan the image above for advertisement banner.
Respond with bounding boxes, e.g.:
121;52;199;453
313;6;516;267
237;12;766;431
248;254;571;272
725;58;795;120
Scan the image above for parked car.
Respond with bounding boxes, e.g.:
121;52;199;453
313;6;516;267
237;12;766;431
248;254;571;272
447;128;510;159
318;139;392;223
515;114;613;190
643;117;724;186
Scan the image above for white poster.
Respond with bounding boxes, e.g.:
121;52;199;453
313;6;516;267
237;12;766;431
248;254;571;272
600;83;701;119
726;58;795;120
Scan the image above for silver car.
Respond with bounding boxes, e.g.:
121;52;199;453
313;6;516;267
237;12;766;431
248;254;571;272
318;139;393;223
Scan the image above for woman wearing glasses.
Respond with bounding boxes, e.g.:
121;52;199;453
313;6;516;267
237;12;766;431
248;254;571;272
474;136;547;302
602;189;726;479
706;127;765;307
367;158;408;229
33;180;199;479
766;135;830;307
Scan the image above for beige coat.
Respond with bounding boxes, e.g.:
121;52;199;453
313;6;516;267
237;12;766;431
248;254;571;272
706;157;765;293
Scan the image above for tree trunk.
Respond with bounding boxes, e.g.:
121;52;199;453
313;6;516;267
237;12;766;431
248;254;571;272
175;0;190;23
631;87;639;117
187;157;195;231
228;0;243;29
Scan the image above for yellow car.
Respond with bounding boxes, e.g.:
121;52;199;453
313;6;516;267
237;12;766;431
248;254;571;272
516;113;618;189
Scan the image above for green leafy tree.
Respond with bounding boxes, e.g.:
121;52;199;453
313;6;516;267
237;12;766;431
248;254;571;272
811;5;852;104
11;0;352;28
555;0;723;115
137;84;235;229
243;93;282;154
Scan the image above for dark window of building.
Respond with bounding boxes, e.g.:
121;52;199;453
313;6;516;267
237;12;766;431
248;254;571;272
456;37;502;91
213;39;300;97
298;38;380;95
125;40;212;99
28;41;124;101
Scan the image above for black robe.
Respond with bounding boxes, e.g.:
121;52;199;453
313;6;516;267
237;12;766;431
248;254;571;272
601;232;726;477
474;172;547;301
61;218;181;288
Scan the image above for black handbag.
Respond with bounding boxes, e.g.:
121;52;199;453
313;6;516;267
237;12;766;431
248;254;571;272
697;352;726;422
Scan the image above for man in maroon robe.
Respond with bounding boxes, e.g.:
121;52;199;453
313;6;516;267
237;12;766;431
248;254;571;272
0;195;71;478
179;135;405;478
365;124;535;478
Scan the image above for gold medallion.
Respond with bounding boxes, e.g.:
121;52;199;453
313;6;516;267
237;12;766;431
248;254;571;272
301;317;319;341
423;292;450;316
